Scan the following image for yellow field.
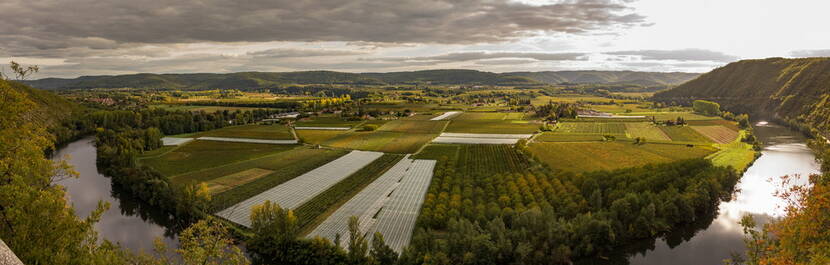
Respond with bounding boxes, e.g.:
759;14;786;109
321;131;436;153
708;131;757;172
528;142;717;173
206;168;274;194
589;103;653;114
625;123;671;141
453;112;508;120
659;126;713;143
195;124;295;140
377;120;447;134
691;126;739;144
446;120;539;134
627;112;719;121
296;130;349;145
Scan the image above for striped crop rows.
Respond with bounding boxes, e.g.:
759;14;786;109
215;150;383;227
307;156;437;253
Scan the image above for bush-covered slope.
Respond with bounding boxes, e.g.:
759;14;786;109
4;80;80;128
654;57;830;135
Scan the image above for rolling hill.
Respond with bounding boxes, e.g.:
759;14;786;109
507;70;700;86
25;70;700;90
654;57;830;134
25;70;537;89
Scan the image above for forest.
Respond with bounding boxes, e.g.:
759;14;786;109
405;144;738;263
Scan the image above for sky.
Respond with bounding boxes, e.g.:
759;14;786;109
1;0;829;78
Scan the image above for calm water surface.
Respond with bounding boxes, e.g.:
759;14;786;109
627;122;820;264
53;137;179;253
54;122;820;261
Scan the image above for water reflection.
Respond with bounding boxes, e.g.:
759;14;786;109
53;137;179;253
624;122;820;265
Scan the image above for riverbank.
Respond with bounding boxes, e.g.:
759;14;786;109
53;137;179;252
626;121;820;264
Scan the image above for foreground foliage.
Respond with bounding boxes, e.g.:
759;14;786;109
732;141;830;264
0;79;251;264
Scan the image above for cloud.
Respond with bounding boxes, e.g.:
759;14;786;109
0;0;643;57
246;48;366;58
474;59;539;65
789;49;830;57
375;51;589;63
605;48;739;62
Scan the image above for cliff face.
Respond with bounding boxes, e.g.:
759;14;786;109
654;57;830;134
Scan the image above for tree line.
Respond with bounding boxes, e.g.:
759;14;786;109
402;156;738;264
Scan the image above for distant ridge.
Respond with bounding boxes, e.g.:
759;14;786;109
654;57;830;134
506;70;700;87
25;69;698;90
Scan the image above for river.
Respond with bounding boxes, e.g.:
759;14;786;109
54;121;820;260
53;137;179;253
626;121;821;264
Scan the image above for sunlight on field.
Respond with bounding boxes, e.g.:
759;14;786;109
528;142;717;173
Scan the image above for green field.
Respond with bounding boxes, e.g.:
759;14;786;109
296;116;363;128
535;133;606;142
629;112;719;121
445;120;539;134
206;168;274;194
453;112;507;120
588;103;653;114
171;147;344;185
360;103;439;112
659;126;713;143
317;131;435;153
416;144;529;175
296;130;350;145
205;148;349;210
625;123;671;141
691;125;739;144
139;140;295;176
295;154;404;232
150;104;271;112
687;119;740;131
527;142;717;173
708;131;757;172
190;124;295;140
532;94;621;105
404;113;440;120
378;120;447;134
412;144;461;160
556;122;627;135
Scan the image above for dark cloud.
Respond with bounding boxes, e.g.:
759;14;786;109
790;49;830;57
376;51;589;63
0;0;643;57
606;48;739;62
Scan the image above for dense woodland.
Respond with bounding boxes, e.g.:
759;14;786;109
404;145;738;264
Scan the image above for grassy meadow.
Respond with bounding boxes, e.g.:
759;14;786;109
445;120;539;134
194;124;295;140
138;140;295;176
